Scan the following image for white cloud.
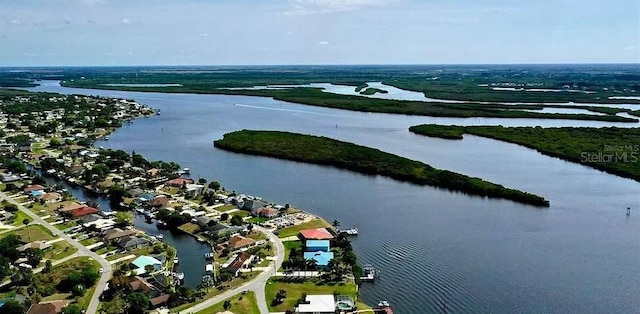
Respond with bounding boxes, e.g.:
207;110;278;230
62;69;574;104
9;19;21;25
122;18;131;24
317;41;329;45
283;0;393;16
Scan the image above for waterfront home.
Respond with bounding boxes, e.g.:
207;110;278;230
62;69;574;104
129;276;157;294
127;187;145;198
71;206;99;218
303;251;334;269
40;192;62;203
17;240;52;252
223;252;255;276
296;295;336;314
165;178;193;187
205;223;240;238
305;240;330;252
147;168;160;177
103;228;138;243
185;184;205;196
138;193;156;202
1;173;21;183
251;206;279;218
58;202;85;213
240;198;268;212
131;255;164;275
25;300;69;314
194;215;214;226
299;228;334;241
83;218;116;231
148;195;169;208
116;235;151;251
24;184;45;193
81;214;103;224
228;235;257;250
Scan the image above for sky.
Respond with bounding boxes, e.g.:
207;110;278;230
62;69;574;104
0;0;638;66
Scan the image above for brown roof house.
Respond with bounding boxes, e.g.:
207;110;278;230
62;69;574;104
40;192;62;204
228;235;257;251
26;300;69;314
103;228;138;243
223;252;255;277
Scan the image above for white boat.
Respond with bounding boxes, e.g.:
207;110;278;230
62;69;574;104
173;257;179;264
183;168;190;173
155;234;164;240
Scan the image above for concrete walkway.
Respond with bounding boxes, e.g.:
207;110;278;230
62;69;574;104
109;254;137;265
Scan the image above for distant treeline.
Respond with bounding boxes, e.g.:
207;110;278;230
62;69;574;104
214;130;550;207
409;124;640;182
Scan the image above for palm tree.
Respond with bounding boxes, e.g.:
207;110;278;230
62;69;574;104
332;219;340;228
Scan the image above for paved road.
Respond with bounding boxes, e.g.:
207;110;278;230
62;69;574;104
0;192;112;314
180;226;285;314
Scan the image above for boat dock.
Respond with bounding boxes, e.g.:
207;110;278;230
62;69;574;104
360;264;378;282
338;228;358;235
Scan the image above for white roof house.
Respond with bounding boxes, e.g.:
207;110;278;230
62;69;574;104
297;295;335;314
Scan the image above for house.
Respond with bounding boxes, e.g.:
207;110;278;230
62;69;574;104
58;202;85;213
81;214;103;224
1;173;20;183
296;295;335;314
116;235;150;251
127;188;144;198
194;216;214;226
150;294;170;309
131;255;164;275
228;235;257;250
206;223;240;238
30;190;45;198
17;241;52;252
165;178;193;187
148;195;169;208
251;207;279;218
138;193;156;202
83;218;116;231
103;228;138;242
147;168;160;177
185;184;204;195
24;184;45;193
25;300;69;314
40;192;62;203
129;276;157;294
299;228;334;241
305;240;330;252
72;206;99;218
223;252;255;276
240;199;267;212
303;251;334;269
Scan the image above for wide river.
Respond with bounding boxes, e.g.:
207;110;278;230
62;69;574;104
29;81;640;313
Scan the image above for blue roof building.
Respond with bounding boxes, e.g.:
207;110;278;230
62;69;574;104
31;190;45;197
303;251;334;269
131;255;163;275
305;240;330;252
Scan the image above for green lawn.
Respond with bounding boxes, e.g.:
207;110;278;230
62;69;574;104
2;224;54;242
79;237;98;246
36;256;101;311
11;211;32;226
265;278;358;312
276;219;332;238
247;231;267;241
283;241;302;263
216;204;237;212
179;222;200;234
247;216;269;224
54;221;77;230
172;272;259;312
194;291;260;314
45;240;78;262
232;210;250;218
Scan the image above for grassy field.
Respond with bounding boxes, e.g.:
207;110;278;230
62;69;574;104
35;256;101;310
2;224;54;242
214;130;550;207
276;219;332;239
171;272;259;313
265;278;358;312
215;204;238;212
45;240;78;262
194;291;260;314
360;87;388;95
179;222;200;234
410;124;640;182
11;211;32;226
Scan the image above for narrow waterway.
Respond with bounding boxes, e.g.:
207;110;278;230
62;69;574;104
27;81;640;314
28;168;209;288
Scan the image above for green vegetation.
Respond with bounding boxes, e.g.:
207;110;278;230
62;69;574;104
360;87;388;95
410;124;640;181
214;130;550;207
276;219;332;239
265;278;357;312
194;291;260;314
2;224;53;242
55;66;640;122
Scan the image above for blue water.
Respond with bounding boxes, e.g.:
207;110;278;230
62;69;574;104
28;81;640;313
